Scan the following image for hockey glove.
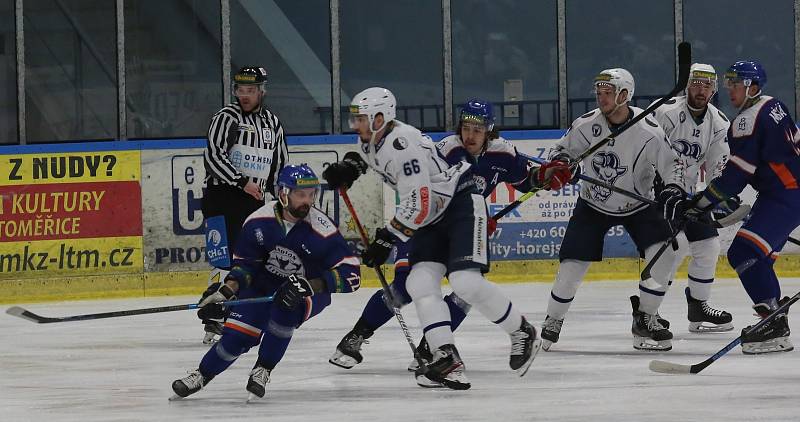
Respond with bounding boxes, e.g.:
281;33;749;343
323;151;368;190
197;282;237;321
275;274;314;311
533;160;574;191
362;227;395;267
657;184;693;221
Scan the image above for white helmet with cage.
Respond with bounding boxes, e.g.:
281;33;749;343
349;87;397;133
594;68;635;104
688;63;717;94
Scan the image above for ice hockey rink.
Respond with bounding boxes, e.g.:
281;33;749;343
2;279;799;422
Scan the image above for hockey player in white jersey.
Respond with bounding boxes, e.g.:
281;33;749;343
650;63;733;333
328;87;539;390
541;68;686;351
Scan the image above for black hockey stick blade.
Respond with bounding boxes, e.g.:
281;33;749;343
5;296;274;324
649;292;800;375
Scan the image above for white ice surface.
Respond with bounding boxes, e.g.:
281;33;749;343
2;279;800;422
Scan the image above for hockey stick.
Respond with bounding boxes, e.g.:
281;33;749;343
490;43;691;223
572;42;691;164
338;188;429;374
5;295;274;324
521;153;751;230
650;291;800;374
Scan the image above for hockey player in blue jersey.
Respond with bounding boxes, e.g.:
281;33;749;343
325;99;571;377
171;165;361;401
661;60;800;355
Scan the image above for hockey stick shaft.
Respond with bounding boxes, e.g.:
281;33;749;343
640;220;687;280
338;188;428;372
650;291;800;374
5;295;274;324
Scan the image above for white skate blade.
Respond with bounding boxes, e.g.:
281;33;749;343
541;339;553;352
688;321;734;333
742;337;794;355
649;359;692;374
516;337;542;377
415;373;445;388
633;336;672;351
168;394;184;401
246;392;262;403
329;351;359;369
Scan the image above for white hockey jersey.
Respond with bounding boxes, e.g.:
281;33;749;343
650;96;730;195
359;120;472;241
551;107;685;216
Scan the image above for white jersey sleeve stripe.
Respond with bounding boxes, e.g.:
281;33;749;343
728;154;756;175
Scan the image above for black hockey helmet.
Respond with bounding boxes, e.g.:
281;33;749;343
233;66;268;95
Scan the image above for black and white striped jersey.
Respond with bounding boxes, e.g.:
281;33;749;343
204;102;288;196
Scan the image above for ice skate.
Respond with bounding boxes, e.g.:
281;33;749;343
423;344;470;390
630;296;673;351
541;315;563;351
329;325;373;369
741;303;793;355
630;295;670;329
509;317;540;376
686;288;733;333
407;337;433;372
170;369;213;400
246;365;271;402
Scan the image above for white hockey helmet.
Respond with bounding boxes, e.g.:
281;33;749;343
594;68;635;103
688;63;717;94
349;87;397;132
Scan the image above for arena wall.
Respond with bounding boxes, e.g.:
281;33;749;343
2;132;799;303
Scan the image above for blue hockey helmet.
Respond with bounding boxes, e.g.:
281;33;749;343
277;164;320;191
459;99;495;131
276;164;319;214
724;60;767;88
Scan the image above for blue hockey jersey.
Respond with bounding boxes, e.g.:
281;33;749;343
227;201;361;296
436;135;533;196
705;96;800;202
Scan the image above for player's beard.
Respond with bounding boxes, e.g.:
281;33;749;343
688;94;708;111
288;203;311;219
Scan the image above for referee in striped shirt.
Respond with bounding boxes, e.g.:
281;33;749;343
200;66;288;343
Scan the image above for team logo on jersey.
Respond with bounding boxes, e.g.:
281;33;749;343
265;245;305;279
590;151;627;202
592;124;602;137
473;175;487;194
672;139;703;160
679;111;686;123
393;137;408;150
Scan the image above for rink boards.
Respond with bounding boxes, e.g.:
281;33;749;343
2;131;800;302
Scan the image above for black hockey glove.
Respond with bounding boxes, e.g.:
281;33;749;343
657;184;694;221
362;227;395;267
323;151;368;190
197;282;237;321
275;274;314;311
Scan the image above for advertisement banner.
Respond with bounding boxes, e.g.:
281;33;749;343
0;150;143;278
143;145;369;272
